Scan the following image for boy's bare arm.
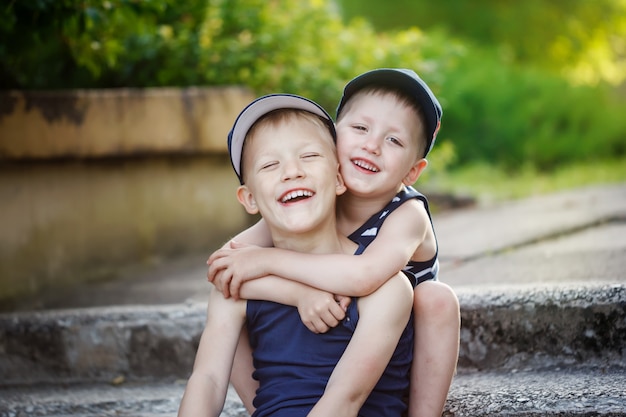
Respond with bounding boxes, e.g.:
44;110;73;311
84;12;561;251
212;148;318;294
178;290;246;417
206;218;272;264
209;217;348;332
237;276;349;334
232;218;274;247
308;271;414;416
209;199;429;297
229;327;257;415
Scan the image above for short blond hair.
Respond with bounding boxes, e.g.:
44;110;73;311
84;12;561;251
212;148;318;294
240;109;337;183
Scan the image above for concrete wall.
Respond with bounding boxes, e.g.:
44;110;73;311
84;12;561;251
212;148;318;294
0;87;251;158
0;87;257;304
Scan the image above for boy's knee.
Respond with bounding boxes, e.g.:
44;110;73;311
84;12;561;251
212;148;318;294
414;281;459;319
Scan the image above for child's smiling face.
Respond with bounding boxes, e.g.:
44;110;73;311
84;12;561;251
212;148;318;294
335;91;424;198
238;113;345;239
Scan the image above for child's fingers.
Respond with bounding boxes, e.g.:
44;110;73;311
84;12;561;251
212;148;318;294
302;320;318;333
304;320;324;334
211;269;224;292
301;309;335;334
207;264;217;282
329;302;346;323
207;251;219;264
335;295;351;311
229;240;251;249
310;317;330;334
315;305;345;332
214;270;233;298
229;277;244;301
207;248;231;265
319;316;339;332
221;281;231;298
207;257;227;282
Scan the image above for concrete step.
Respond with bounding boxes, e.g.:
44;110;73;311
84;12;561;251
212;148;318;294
2;284;624;385
1;368;625;417
1;283;624;416
447;368;626;416
456;283;626;372
0;381;248;417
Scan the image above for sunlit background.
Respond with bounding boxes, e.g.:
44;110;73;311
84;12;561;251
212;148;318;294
1;0;625;308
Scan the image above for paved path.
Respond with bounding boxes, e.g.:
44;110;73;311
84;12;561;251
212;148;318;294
438;182;626;290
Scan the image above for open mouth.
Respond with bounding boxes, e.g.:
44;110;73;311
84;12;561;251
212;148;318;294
280;189;314;203
352;159;380;173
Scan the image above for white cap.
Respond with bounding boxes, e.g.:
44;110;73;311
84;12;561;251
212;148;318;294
228;94;336;184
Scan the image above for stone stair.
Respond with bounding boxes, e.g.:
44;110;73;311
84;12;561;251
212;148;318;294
1;284;624;417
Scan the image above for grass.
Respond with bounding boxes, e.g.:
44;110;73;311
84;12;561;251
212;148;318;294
423;157;626;205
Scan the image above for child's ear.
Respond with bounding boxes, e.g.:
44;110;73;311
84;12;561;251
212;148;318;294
402;158;428;186
236;185;259;215
335;170;347;196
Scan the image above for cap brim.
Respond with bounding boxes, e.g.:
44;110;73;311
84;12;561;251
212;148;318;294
228;94;335;184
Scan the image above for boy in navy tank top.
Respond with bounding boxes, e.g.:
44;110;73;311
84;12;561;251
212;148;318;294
209;69;461;417
179;94;414;417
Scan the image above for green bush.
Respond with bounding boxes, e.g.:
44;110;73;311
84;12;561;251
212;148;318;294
0;0;449;109
184;1;453;112
439;49;626;170
0;0;209;89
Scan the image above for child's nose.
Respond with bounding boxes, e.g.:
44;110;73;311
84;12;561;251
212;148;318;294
362;135;381;155
281;159;305;181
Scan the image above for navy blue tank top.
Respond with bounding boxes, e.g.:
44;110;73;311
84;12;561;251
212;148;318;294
348;185;439;287
247;243;413;417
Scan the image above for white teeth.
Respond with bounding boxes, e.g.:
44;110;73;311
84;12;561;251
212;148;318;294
353;160;379;172
281;190;313;203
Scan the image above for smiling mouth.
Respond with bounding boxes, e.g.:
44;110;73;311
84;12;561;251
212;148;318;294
352;159;380;173
280;189;314;203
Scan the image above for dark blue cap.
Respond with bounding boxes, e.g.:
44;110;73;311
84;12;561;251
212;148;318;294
336;68;442;157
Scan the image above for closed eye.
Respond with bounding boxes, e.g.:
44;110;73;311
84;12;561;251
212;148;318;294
260;161;279;170
302;153;322;159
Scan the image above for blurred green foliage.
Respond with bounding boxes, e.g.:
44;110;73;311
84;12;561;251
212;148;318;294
0;0;453;112
1;0;625;172
440;48;626;170
0;0;208;88
338;0;626;86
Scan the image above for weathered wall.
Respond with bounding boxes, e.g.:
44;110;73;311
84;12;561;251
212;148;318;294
0;87;257;304
0;87;250;158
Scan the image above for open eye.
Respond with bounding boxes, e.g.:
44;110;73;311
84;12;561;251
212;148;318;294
386;136;403;146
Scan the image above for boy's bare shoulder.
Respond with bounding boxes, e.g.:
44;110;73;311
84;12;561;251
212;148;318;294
387;197;429;222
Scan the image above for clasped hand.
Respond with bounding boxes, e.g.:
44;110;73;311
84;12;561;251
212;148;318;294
207;241;351;333
207;241;264;299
